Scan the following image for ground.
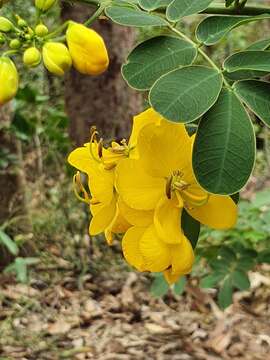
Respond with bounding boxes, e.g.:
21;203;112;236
1;250;270;360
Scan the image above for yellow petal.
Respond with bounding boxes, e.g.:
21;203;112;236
187;194;238;230
137;120;192;178
66;23;109;76
139;225;171;272
116;159;165;210
89;196;117;235
163;270;181;285
154;196;185;244
181;183;209;208
163;237;194;284
128;108;162;153
122;226;147;272
105;200;131;245
170;236;194;275
68;145;98;174
118;197;153;226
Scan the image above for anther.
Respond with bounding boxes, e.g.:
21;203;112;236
166;175;173;199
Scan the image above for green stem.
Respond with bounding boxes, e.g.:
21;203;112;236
2;49;19;56
201;4;270;15
84;3;107;26
168;25;232;89
43;21;70;40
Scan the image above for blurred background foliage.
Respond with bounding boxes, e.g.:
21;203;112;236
0;0;270;311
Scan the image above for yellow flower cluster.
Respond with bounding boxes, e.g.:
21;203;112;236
68;109;238;284
0;19;109;106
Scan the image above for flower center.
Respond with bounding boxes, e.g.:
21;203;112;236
166;170;209;208
166;170;189;200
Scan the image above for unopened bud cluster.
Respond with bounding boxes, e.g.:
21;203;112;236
0;0;109;106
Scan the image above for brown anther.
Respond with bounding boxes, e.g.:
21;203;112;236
98;138;103;159
166;175;173;199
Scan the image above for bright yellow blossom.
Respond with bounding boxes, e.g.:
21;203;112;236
66;22;109;76
68;122;146;244
0;57;19;106
116;108;237;282
116;110;237;231
42;42;72;76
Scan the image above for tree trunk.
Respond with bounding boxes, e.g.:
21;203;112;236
62;2;142;145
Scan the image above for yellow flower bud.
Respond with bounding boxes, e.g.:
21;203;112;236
42;42;72;76
35;24;49;37
66;22;109;76
23;47;41;67
0;57;19;106
17;19;27;28
0;16;13;32
9;39;21;49
35;0;56;11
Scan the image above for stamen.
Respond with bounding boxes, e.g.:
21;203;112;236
72;171;91;204
98;138;103;159
166;175;173;199
89;126;102;163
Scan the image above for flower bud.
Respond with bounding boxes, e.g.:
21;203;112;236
66;22;109;76
17;18;27;28
0;57;19;106
0;17;13;32
23;47;41;67
42;42;72;76
9;39;21;49
35;0;56;11
35;24;49;37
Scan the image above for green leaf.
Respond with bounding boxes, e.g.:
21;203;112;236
231;270;250;291
209;258;229;273
139;0;171;11
224;69;267;82
218;277;233;309
149;66;222;123
196;15;270;45
193;88;255;195
166;0;213;21
257;250;270;264
219;246;237;263
181;209;200;249
105;6;168;27
234;80;270;128
122;36;197;91
151;274;169;297
237;256;255;271
173;276;186;295
0;230;19;256
200;273;224;288
246;38;270;51
224;51;270;73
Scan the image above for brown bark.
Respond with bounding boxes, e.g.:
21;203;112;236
62;2;142;145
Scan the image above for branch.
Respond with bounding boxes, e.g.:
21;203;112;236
201;4;270;16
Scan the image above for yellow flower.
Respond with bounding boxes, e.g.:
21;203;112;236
0;57;19;106
23;47;41;67
68;128;138;244
42;42;72;76
116;109;238;233
35;0;56;11
66;22;109;76
122;224;194;284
